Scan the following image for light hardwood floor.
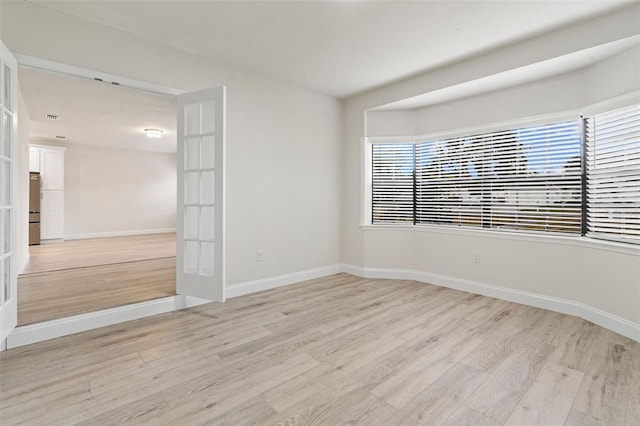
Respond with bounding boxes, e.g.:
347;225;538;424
18;233;177;325
2;274;638;425
24;233;176;274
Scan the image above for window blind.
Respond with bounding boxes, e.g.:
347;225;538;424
370;120;583;233
371;143;414;223
585;104;640;244
415;122;583;233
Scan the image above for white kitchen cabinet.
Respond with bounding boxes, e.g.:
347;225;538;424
40;191;64;240
29;147;40;172
40;148;64;191
29;144;65;240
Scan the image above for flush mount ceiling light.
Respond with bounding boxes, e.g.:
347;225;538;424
144;128;163;138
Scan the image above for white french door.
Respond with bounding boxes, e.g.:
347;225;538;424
0;40;18;343
176;87;226;302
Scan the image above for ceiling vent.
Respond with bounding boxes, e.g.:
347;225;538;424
45;114;60;120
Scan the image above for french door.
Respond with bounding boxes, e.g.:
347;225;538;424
176;87;226;301
0;40;18;343
0;51;224;346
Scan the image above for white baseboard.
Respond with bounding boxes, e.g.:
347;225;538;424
64;228;176;240
6;295;210;349
226;264;344;298
341;264;640;343
7;262;638;348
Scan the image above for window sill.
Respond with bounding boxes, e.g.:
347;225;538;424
359;223;640;256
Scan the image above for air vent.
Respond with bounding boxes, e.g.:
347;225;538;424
55;136;66;139
45;114;60;120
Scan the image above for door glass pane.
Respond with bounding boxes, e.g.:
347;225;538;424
200;206;214;240
0;256;4;305
1;160;9;206
0;209;7;256
199;242;214;277
0;113;4;158
201;135;215;169
185;137;199;170
185;103;200;136
3;256;9;302
4;64;11;111
184;240;198;275
200;171;215;205
4;113;10;158
201;100;215;133
185;172;199;204
184;206;198;240
2;209;9;255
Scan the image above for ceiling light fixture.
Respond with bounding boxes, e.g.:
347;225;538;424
144;128;163;138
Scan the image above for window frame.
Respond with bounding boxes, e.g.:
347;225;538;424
363;101;639;246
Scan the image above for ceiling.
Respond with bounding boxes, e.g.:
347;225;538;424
20;67;177;153
30;0;631;98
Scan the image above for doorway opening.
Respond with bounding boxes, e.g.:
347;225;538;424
17;66;178;326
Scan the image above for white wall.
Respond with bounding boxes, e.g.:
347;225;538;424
365;110;416;137
1;1;342;286
365;44;640;138
16;87;29;273
413;44;640;135
30;141;176;238
344;5;640;338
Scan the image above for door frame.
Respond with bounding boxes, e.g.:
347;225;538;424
0;40;18;346
4;54;214;349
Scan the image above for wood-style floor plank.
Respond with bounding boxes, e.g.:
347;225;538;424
18;233;177;325
504;364;584;426
18;257;176;325
24;232;176;274
2;273;638;425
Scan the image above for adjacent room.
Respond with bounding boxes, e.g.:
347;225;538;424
17;67;178;325
0;1;638;425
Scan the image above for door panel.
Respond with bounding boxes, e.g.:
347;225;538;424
0;39;17;343
41;191;64;240
29;147;40;172
176;87;225;301
41;149;64;190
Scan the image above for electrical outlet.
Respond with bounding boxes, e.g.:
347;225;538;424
472;251;480;263
257;249;264;262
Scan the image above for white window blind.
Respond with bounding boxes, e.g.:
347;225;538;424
585;104;640;244
372;143;414;223
370;120;583;234
415;122;582;233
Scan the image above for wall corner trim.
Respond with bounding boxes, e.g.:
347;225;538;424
19;253;30;275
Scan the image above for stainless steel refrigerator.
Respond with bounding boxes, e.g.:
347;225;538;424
29;172;40;245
